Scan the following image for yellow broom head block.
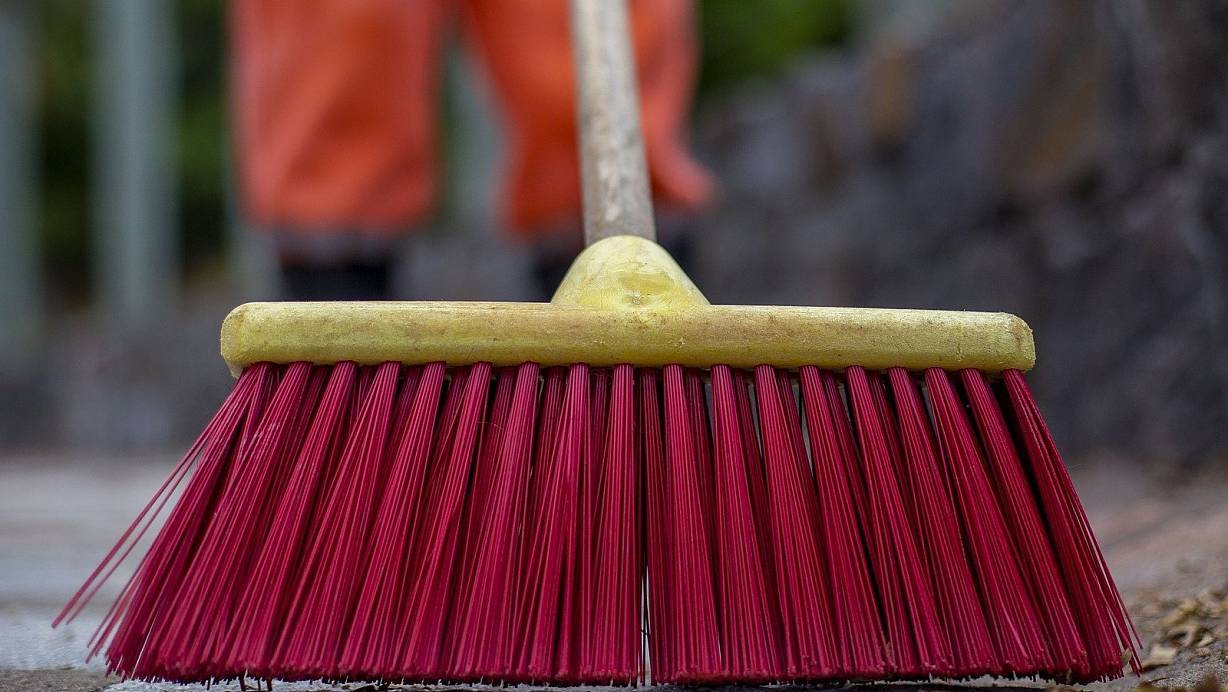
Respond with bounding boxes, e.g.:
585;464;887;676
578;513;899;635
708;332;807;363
220;235;1035;376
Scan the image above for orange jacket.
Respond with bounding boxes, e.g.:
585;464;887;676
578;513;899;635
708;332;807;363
232;0;713;239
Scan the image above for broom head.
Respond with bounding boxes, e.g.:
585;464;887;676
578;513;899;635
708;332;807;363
58;235;1138;685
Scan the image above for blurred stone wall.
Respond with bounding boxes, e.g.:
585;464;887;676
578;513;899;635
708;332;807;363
692;0;1228;463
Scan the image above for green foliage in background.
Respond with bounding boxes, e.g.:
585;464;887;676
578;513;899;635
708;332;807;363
36;0;226;300
34;0;850;298
177;0;228;275
698;0;852;97
38;0;91;298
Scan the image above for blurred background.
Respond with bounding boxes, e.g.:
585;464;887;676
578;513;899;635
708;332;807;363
2;0;1225;466
2;0;1228;683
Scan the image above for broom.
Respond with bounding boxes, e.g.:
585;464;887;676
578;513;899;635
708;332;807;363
56;0;1139;685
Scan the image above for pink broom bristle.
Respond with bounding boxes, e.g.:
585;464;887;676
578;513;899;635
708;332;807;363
225;361;360;676
731;370;775;588
339;362;444;678
517;364;588;683
885;367;996;677
1003;370;1141;679
709;365;782;681
61;360;1138;685
925;368;1048;674
845;366;950;676
399;362;492;680
753;365;837;680
640;367;674;683
54;364;264;636
959;368;1089;677
151;362;324;680
581;365;641;683
274;361;401;679
104;363;278;680
684;370;720;588
798;367;888;677
448;363;538;680
732;368;787;673
657;365;722;683
575;366;601;681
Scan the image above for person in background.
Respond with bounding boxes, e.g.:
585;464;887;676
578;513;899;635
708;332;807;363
231;0;714;301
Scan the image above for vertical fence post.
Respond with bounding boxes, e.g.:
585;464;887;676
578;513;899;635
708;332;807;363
0;2;41;372
93;0;178;328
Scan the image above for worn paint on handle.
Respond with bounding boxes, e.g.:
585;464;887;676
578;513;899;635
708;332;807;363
570;0;656;245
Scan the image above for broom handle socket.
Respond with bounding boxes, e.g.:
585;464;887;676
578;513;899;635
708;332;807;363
570;0;656;245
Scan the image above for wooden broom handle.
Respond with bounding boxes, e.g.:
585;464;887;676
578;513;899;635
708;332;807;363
570;0;656;245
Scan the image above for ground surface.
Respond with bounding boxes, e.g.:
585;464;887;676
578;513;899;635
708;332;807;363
2;453;1226;691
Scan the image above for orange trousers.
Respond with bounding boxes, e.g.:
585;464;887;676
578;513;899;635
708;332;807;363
231;0;713;240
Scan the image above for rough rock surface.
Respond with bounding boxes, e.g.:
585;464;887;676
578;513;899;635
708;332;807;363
692;0;1228;464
